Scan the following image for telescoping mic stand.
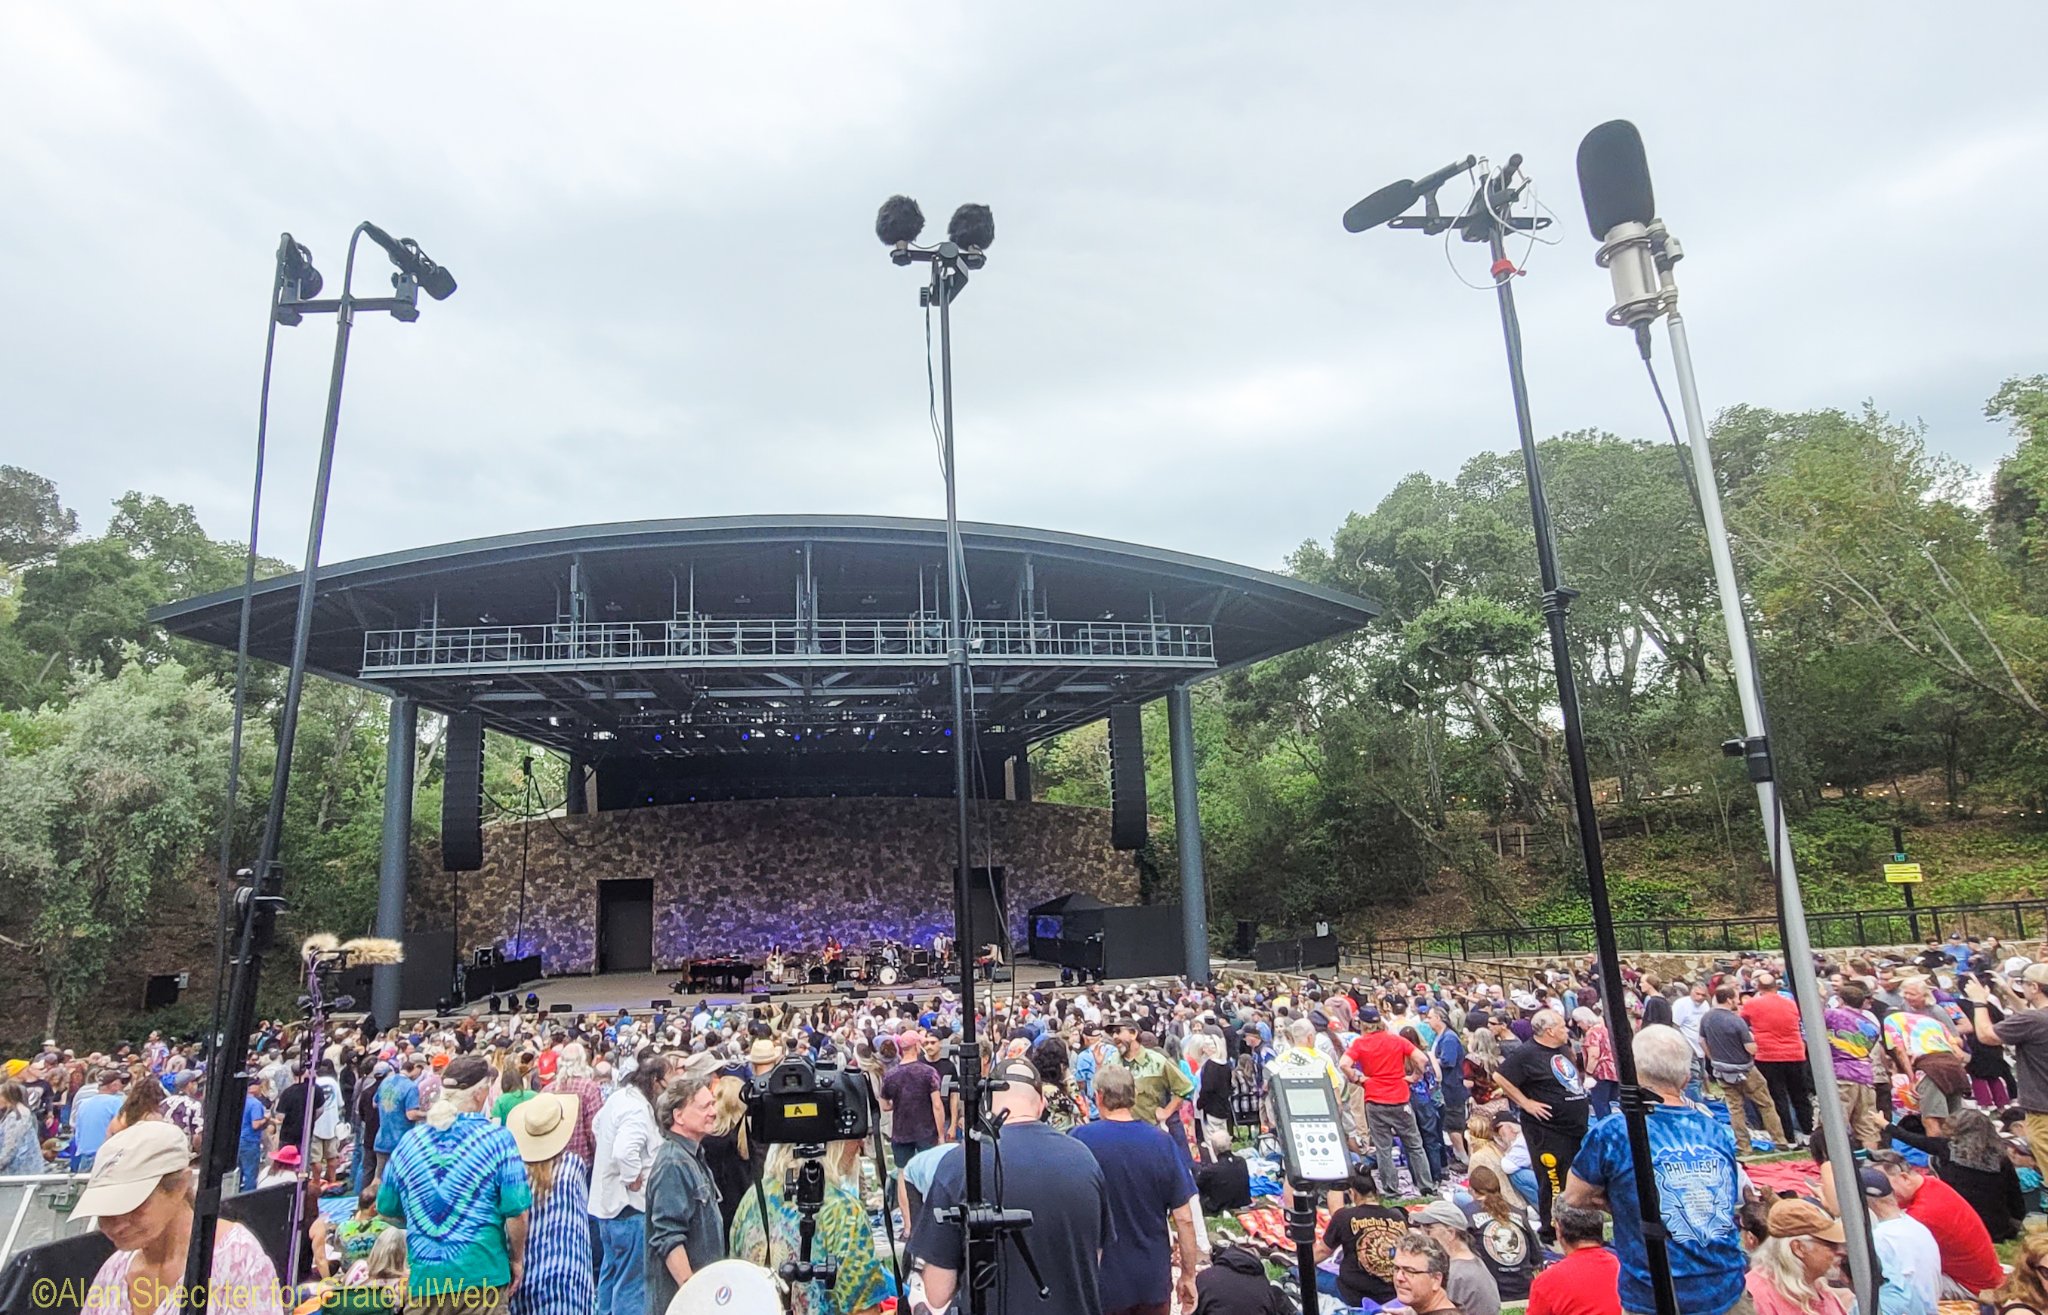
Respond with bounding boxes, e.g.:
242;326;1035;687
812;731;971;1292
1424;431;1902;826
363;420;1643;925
933;1080;1048;1306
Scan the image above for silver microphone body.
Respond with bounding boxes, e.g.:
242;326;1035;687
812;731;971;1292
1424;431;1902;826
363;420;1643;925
1594;219;1665;328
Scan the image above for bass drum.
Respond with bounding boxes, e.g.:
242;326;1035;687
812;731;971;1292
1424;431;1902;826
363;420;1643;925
877;964;899;985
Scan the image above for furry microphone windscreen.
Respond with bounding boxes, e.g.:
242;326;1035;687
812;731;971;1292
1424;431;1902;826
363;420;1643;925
340;937;406;965
946;203;994;250
876;195;926;246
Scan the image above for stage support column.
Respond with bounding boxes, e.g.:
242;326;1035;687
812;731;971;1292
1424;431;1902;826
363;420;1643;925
372;696;417;1028
1167;683;1211;981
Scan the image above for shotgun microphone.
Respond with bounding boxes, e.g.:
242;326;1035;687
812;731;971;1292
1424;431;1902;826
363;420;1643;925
1576;121;1662;329
362;222;457;301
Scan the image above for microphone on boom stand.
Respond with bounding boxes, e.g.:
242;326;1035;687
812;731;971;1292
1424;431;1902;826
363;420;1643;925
1575;118;1878;1315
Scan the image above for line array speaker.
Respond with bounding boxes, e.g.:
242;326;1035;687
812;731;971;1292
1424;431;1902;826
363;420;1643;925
441;711;485;871
1109;704;1147;850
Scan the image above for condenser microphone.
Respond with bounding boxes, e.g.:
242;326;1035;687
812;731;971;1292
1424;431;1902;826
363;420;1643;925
1576;120;1654;239
1576;120;1661;329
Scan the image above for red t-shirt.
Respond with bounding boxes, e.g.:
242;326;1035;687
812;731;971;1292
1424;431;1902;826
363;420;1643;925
1904;1173;2004;1294
1344;1030;1417;1105
1527;1244;1621;1315
1739;993;1805;1063
534;1048;559;1082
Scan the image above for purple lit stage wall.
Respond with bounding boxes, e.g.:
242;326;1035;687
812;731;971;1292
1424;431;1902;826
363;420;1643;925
409;797;1142;977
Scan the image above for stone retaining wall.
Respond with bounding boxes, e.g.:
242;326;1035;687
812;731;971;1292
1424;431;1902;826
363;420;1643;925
410;797;1142;976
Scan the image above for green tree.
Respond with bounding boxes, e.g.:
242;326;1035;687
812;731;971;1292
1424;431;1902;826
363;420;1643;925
0;655;232;1037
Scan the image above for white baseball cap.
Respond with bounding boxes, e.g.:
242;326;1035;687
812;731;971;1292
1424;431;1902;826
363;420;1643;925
70;1121;192;1220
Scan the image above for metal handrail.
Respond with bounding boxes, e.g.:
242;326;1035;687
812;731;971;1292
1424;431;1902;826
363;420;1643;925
360;616;1216;674
1354;897;2048;963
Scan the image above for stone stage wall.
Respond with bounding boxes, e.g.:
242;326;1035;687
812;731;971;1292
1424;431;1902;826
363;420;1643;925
410;798;1141;977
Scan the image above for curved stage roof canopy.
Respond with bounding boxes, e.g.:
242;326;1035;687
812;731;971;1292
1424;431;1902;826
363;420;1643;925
153;516;1378;801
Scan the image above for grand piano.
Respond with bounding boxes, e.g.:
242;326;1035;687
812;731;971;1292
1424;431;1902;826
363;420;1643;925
676;956;757;994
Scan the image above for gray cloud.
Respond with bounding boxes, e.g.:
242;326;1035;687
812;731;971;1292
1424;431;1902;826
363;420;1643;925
3;3;2043;579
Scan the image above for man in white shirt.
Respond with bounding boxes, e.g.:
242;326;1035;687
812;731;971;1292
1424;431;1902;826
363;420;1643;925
1670;981;1711;1055
589;1053;668;1315
1862;1166;1940;1315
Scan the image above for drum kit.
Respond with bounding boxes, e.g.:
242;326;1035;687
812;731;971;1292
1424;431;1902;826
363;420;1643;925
760;936;952;988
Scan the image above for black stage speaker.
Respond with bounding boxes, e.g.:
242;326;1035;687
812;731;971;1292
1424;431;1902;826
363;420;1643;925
1234;919;1258;958
752;992;771;1004
551;1003;572;1014
442;711;485;871
1109;704;1146;850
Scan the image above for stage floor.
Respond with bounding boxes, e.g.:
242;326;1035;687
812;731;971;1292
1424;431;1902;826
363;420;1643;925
405;959;1088;1020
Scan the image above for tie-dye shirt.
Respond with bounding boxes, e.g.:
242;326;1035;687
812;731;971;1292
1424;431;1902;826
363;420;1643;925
377;1113;533;1298
1824;1005;1882;1083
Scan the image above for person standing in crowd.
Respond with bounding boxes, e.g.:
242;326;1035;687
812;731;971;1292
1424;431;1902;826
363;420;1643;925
1701;984;1788;1154
1574;1007;1618;1119
729;1139;895;1315
1313;1167;1407;1309
1340;1008;1436;1196
1071;1066;1202;1315
1884;977;1969;1137
544;1042;605;1176
506;1094;593;1315
0;1082;47;1174
1190;1033;1235;1147
1964;965;2048;1167
878;1028;944;1169
1867;1148;2004;1298
1491;1010;1585;1238
374;1055;425;1176
70;1120;284;1315
1745;1198;1853;1315
1403;1025;1450;1186
1565;1024;1746;1315
236;1075;268;1192
646;1072;724;1314
1433;1008;1471;1165
1526;1201;1620;1315
70;1067;128;1172
1391;1233;1464;1315
377;1054;533;1313
591;1052;666;1315
700;1076;753;1244
351;1059;383;1192
1742;972;1814;1148
913;1056;1114;1315
1822;981;1885;1150
1108;1018;1195;1130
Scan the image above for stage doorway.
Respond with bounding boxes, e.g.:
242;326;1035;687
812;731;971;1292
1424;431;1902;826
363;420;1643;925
598;879;654;974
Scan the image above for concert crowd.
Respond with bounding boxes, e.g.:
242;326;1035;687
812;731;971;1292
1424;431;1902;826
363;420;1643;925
8;926;2048;1315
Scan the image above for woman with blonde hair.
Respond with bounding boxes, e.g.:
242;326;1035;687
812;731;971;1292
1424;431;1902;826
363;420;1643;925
357;1226;408;1303
1460;1111;1530;1218
701;1074;754;1242
729;1140;894;1314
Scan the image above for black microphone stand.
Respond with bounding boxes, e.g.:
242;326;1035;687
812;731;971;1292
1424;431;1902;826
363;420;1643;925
182;226;450;1314
1462;158;1682;1315
887;235;1033;1315
1353;157;1679;1315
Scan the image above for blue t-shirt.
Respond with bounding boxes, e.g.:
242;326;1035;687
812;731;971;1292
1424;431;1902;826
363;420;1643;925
239;1095;267;1151
1434;1028;1468;1101
1569;1102;1745;1315
374;1074;420;1152
71;1093;124;1156
1071;1117;1197;1310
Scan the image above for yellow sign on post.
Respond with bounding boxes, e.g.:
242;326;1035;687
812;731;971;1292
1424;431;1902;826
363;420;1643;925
1884;862;1924;884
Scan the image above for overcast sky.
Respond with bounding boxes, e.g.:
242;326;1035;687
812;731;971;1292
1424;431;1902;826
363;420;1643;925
4;5;2044;582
